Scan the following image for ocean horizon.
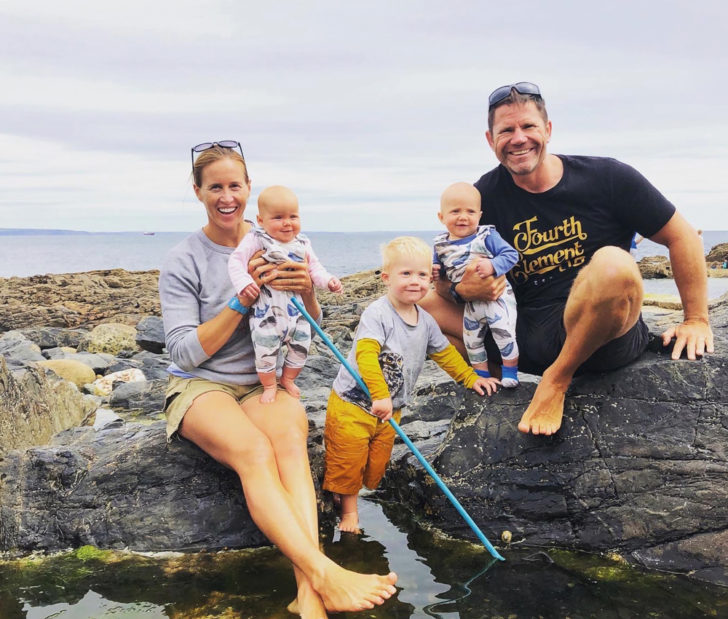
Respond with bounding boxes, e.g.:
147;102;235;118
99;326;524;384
2;228;727;300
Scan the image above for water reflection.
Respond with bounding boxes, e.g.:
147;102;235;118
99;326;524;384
1;497;727;618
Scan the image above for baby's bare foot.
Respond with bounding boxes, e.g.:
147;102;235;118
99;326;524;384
280;377;301;399
260;386;277;404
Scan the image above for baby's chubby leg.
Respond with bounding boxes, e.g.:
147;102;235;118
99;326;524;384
257;370;278;404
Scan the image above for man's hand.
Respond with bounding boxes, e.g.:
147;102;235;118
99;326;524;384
432;264;441;282
455;260;507;302
471;376;501;396
371;397;393;422
661;319;714;360
239;283;260;305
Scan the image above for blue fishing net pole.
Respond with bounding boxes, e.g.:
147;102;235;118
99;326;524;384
291;297;505;562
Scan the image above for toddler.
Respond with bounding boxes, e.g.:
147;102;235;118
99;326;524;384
433;182;519;387
228;185;342;403
323;236;497;533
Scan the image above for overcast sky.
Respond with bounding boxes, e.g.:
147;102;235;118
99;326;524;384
1;0;726;233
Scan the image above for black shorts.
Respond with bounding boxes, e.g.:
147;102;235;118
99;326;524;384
485;303;649;376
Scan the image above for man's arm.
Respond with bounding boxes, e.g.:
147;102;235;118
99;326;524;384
649;211;714;359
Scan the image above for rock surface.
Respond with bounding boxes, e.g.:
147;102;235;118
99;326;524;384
1;267;727;588
379;299;728;586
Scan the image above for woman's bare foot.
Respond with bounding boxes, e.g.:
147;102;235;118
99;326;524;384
260;385;278;404
518;371;568;435
280;376;301;399
339;512;361;534
312;562;398;612
287;580;328;618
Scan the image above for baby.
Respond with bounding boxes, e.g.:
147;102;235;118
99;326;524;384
433;182;520;387
228;185;342;403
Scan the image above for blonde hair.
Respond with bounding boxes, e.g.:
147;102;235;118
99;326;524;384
381;236;432;271
192;146;249;187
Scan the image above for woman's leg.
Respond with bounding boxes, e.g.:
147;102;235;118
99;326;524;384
180;390;397;614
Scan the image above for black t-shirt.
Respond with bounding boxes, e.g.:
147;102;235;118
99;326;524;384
475;155;676;308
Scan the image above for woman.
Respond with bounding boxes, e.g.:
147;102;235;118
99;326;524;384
159;142;397;617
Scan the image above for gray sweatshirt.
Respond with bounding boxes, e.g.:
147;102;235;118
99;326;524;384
159;228;258;385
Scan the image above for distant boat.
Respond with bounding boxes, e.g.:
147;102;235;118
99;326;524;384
143;232;156;236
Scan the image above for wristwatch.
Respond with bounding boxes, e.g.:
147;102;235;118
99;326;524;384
227;296;250;315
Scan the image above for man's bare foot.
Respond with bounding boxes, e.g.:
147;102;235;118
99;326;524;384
312;562;398;612
518;374;567;435
260;386;278;404
339;511;361;534
280;377;301;399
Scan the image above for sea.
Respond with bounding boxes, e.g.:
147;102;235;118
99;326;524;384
2;228;727;299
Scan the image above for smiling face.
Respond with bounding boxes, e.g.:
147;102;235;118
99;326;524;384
486;100;552;178
382;255;432;309
194;157;251;246
438;182;482;240
256;185;301;243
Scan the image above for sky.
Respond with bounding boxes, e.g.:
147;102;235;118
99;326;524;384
1;0;727;233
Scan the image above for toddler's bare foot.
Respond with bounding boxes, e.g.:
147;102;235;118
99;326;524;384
260;386;278;404
338;512;361;534
518;371;567;435
312;563;397;612
280;377;301;399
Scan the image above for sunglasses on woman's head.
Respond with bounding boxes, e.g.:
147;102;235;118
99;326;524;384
190;140;245;171
488;82;542;110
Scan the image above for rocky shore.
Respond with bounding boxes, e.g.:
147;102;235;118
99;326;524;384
1;263;727;587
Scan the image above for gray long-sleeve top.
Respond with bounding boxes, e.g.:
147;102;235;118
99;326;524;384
159;228;258;385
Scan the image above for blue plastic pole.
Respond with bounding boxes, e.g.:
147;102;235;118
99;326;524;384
291;297;505;561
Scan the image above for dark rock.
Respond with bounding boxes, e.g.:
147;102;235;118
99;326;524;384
135;316;166;353
379;300;728;586
19;327;87;349
0;420;332;554
0;331;45;369
109;379;167;415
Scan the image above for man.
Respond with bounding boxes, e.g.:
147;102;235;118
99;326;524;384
421;82;714;436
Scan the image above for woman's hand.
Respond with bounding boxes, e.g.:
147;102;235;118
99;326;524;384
248;249;280;288
267;260;314;293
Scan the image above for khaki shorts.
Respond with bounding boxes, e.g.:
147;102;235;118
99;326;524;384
323;391;402;495
163;375;265;442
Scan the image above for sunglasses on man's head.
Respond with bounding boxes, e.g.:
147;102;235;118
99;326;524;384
488;82;542;110
190;140;245;170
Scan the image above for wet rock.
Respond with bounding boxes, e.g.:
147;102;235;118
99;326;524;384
41;348;115;374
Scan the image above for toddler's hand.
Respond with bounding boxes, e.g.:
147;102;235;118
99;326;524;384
328;277;343;293
432;264;441;282
475;258;495;279
471;376;500;396
371;397;393;422
240;282;260;304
